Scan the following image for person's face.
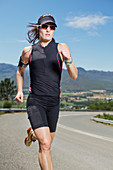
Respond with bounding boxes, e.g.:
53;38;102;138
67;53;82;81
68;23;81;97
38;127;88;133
39;23;56;42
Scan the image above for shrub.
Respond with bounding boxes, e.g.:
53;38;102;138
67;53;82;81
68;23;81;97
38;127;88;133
96;113;113;120
2;101;12;108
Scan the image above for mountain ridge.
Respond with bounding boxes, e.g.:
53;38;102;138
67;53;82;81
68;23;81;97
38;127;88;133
0;63;113;92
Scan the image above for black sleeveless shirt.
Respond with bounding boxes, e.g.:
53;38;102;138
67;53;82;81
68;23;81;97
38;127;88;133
28;39;62;97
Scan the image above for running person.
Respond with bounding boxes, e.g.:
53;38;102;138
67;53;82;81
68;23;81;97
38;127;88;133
15;14;78;170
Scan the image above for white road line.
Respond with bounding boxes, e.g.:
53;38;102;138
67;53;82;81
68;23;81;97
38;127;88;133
58;124;113;143
59;113;95;117
58;113;113;143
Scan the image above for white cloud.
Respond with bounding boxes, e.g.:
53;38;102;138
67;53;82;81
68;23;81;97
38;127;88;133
65;14;112;30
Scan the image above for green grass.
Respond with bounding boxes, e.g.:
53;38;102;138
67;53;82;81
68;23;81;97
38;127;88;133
61;93;76;96
96;113;113;120
60;101;74;106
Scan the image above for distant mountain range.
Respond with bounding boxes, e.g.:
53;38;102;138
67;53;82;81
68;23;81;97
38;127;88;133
0;63;113;92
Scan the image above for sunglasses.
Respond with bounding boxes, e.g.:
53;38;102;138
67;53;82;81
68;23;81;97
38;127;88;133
40;24;56;31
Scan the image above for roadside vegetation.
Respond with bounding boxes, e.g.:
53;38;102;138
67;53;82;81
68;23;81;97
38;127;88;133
96;113;113;120
87;101;113;111
0;78;27;114
92;113;113;126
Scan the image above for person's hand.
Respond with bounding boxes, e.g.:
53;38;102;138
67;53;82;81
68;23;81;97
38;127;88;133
15;92;23;103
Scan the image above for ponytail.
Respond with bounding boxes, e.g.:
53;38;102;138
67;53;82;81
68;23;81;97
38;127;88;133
27;22;39;44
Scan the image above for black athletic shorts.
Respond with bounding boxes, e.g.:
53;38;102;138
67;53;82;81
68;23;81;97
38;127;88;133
26;93;60;132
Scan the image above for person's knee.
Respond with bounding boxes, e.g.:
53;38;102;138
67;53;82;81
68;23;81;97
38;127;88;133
40;139;51;152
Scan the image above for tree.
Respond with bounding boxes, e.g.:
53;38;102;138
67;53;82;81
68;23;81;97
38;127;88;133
0;78;17;101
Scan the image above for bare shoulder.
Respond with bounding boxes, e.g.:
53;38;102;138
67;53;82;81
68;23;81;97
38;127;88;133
20;45;32;64
58;43;70;51
22;45;32;58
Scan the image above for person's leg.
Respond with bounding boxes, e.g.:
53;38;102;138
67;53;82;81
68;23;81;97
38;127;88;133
50;132;55;143
26;95;59;169
32;131;55;143
34;127;54;170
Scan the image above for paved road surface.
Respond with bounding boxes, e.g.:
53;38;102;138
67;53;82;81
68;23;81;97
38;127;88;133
0;111;113;170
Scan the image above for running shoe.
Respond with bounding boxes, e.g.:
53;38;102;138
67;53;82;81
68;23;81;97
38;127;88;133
24;127;36;146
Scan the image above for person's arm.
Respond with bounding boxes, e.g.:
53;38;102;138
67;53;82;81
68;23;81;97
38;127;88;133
15;46;31;103
15;67;25;103
58;43;78;80
66;61;78;80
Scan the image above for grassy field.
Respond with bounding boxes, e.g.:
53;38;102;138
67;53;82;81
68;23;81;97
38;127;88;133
1;90;113;110
60;90;113;109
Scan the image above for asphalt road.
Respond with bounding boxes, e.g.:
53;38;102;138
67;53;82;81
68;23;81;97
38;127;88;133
0;111;113;170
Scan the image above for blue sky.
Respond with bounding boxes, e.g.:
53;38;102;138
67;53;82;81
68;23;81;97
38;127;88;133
0;0;113;71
